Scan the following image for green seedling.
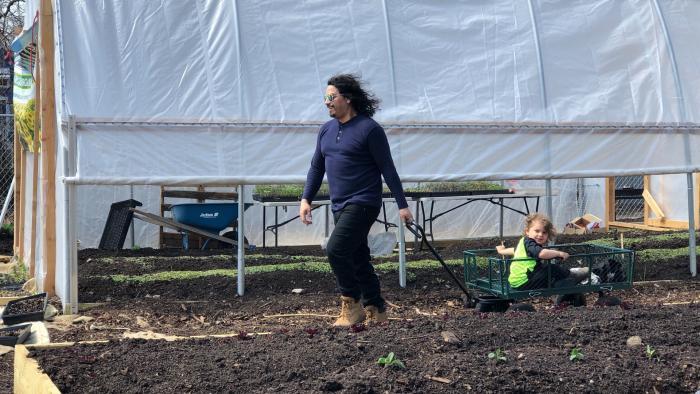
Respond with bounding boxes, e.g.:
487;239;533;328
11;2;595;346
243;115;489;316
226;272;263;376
377;352;405;369
569;347;584;361
645;344;658;360
488;348;507;363
1;223;13;233
131;245;141;250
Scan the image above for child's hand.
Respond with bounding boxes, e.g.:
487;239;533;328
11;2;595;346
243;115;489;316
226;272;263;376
496;244;507;254
558;251;569;260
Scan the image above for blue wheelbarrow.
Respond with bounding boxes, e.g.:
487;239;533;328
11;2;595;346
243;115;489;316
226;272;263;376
171;203;252;250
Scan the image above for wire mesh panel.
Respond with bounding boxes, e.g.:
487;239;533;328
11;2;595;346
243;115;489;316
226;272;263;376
464;243;634;300
0;114;13;225
614;176;643;222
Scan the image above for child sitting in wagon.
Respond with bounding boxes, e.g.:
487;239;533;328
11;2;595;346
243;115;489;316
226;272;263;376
496;213;588;291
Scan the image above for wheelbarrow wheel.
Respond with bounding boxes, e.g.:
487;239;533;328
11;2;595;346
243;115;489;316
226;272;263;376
209;231;249;249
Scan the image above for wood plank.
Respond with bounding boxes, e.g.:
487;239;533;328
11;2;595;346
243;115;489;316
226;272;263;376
607;221;668;232
14;345;61;394
29;66;40;276
131;209;238;245
15;130;25;261
642;189;665;219
643;176;650;226
605;177;615;230
647;218;694;229
40;0;58;296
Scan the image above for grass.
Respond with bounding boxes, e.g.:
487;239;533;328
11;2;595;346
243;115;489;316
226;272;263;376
0;261;27;286
0;223;12;234
585;231;696;248
636;246;700;262
105;258;464;284
93;232;699;285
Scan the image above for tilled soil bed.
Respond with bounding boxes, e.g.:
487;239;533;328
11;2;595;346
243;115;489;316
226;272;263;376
33;302;700;393
17;230;700;392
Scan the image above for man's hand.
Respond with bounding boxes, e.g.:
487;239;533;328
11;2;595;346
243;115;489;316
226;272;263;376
299;199;312;225
399;207;413;223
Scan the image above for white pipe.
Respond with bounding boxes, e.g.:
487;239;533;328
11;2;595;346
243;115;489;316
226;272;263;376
380;0;397;106
237;184;245;295
0;178;14;226
686;173;697;276
652;0;696;276
61;166;700;186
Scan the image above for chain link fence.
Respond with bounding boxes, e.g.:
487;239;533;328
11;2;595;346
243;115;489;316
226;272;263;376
614;176;644;222
0;114;14;226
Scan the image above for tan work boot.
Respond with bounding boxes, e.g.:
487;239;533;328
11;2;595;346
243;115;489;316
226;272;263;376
364;305;388;324
333;296;366;327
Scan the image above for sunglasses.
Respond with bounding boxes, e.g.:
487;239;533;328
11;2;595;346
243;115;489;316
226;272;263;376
323;94;339;102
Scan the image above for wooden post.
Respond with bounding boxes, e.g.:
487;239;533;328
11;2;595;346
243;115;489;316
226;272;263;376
604;177;615;230
28;63;41;277
12;122;23;257
39;0;57;295
643;176;650;226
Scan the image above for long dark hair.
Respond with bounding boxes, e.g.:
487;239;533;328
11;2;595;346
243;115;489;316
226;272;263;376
327;73;381;117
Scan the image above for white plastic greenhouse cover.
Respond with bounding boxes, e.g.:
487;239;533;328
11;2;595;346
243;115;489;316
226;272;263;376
55;0;700;184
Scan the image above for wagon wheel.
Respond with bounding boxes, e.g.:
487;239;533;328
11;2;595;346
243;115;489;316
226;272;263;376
555;293;587;307
509;302;535;312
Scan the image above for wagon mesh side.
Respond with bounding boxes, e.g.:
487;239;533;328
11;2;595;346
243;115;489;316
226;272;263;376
464;243;634;300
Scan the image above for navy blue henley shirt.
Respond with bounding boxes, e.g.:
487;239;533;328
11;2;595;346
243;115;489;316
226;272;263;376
302;115;409;212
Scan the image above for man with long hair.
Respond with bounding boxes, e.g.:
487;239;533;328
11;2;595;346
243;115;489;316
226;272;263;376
301;73;413;327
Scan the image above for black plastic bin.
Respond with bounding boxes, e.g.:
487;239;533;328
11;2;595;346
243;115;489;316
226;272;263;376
0;323;32;346
99;199;143;250
1;293;48;325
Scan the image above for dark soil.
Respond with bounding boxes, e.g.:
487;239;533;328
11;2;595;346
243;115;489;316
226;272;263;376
34;301;700;393
0;352;12;393
20;230;700;392
4;296;44;316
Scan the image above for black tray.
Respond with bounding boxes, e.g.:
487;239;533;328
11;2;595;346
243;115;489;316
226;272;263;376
404;189;513;198
0;323;32;346
1;293;48;325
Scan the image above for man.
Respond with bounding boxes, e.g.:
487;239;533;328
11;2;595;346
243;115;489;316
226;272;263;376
300;74;413;327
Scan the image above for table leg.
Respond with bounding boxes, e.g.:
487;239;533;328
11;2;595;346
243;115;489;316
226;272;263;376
262;206;266;248
499;197;504;240
274;206;279;248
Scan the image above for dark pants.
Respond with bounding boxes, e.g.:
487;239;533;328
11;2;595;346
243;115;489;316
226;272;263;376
326;204;383;309
515;263;574;291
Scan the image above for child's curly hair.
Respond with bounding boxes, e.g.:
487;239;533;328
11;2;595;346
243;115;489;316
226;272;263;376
524;213;557;241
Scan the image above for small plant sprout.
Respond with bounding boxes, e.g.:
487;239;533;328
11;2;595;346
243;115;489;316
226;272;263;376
377;352;405;369
646;344;658;360
569;347;584;361
488;348;507;363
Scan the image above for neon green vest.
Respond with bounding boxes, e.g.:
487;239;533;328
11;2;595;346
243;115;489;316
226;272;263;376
508;237;537;288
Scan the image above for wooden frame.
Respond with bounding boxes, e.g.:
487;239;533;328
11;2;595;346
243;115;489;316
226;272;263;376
607;174;700;231
39;0;57;295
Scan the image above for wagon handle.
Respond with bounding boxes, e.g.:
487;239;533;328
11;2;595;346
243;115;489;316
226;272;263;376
405;220;473;304
404;220;421;238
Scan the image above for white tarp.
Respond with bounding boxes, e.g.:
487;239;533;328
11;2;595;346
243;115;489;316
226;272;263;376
55;0;700;182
